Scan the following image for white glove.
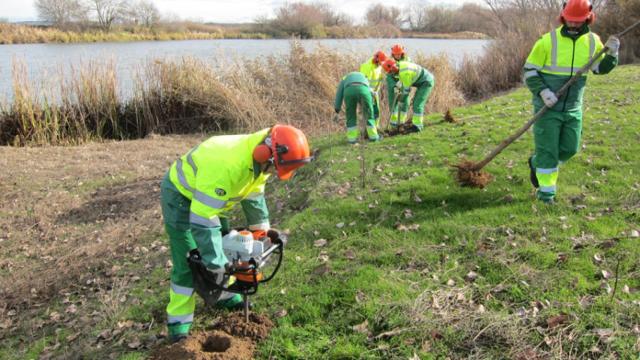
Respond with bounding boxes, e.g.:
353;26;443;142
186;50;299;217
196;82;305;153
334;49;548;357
605;36;620;57
394;81;402;91
539;88;558;108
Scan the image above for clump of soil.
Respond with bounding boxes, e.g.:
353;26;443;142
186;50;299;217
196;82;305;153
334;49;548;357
213;312;274;341
444;109;458;124
382;123;420;137
150;331;255;360
453;160;493;188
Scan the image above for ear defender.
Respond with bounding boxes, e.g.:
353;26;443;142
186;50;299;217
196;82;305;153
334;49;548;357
253;144;272;163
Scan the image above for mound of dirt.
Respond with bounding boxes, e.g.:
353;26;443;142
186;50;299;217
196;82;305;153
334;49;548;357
213;312;274;341
150;331;255;360
382;123;420;137
444;109;458;124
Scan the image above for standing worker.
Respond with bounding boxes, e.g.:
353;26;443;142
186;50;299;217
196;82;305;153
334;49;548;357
382;59;435;132
523;0;618;204
161;125;313;342
359;51;387;130
387;44;411;126
334;71;381;143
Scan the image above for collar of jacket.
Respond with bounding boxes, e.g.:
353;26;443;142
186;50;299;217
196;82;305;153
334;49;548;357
561;23;590;39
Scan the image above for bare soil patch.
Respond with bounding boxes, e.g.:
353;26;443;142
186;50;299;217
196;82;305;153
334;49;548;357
150;330;255;360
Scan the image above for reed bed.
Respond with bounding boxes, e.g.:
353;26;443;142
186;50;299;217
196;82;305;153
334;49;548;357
0;41;477;146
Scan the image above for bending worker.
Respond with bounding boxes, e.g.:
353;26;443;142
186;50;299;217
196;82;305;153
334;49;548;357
382;58;435;132
359;51;387;129
523;0;618;204
160;125;313;341
334;71;381;143
386;44;411;125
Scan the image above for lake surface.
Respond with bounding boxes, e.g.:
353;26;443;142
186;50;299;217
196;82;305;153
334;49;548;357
0;38;489;101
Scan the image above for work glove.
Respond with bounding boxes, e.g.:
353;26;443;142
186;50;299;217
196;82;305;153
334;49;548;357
539;88;558;108
605;36;620;57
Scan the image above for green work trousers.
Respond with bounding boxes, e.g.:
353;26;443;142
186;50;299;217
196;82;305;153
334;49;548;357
387;74;409;126
410;81;434;130
344;84;379;143
531;108;582;202
160;174;234;338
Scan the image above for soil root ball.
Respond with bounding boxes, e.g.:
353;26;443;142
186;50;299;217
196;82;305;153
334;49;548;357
444;109;458;123
453;160;493;188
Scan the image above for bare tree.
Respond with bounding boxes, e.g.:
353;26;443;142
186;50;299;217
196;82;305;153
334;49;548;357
126;0;161;28
35;0;88;27
366;4;402;27
88;0;126;31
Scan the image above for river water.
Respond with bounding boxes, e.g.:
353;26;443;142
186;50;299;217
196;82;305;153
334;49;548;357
0;38;489;101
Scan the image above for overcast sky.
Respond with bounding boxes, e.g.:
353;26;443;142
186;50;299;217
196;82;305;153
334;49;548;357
3;0;481;23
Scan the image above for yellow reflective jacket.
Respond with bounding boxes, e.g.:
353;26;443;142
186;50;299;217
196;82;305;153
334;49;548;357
398;61;434;89
169;128;271;228
359;58;384;93
523;25;617;111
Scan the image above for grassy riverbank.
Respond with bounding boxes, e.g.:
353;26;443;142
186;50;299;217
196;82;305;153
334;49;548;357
0;64;638;359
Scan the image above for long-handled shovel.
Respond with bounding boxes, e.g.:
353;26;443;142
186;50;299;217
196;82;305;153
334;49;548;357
455;20;640;188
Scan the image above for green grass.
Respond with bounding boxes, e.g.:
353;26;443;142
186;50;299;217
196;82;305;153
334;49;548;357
2;65;639;359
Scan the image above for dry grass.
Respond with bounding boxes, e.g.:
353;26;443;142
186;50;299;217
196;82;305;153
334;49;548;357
0;42;465;146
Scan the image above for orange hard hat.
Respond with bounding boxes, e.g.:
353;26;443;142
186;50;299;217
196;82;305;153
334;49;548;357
270;124;313;180
391;44;405;59
560;0;595;23
381;59;398;74
373;51;387;65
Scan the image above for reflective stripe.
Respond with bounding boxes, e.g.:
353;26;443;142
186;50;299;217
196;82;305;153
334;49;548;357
347;126;358;131
540;185;557;193
186;146;198;176
171;282;194;296
249;222;270;231
541;65;581;74
168;313;194;324
190;212;221;227
176;159;194;192
524;70;539;79
194;191;227;209
413;112;423;116
536;167;558;174
550;30;558;68
524;63;543;70
589;33;596;60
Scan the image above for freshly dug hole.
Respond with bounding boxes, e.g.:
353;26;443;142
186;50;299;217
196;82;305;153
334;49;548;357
150;331;254;360
444;109;458;123
453;160;493;188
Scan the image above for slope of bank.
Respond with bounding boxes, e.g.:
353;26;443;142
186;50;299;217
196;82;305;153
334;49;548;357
0;65;638;359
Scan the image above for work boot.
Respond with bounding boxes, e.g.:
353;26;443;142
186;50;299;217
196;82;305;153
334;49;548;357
528;156;539;188
541;198;556;206
369;134;383;142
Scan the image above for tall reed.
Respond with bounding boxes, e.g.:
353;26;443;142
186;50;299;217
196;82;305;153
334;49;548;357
0;42;480;146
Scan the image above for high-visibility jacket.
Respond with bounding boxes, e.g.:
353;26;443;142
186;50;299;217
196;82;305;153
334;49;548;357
359;58;384;93
523;25;617;112
334;72;370;112
169;128;271;230
398;61;434;89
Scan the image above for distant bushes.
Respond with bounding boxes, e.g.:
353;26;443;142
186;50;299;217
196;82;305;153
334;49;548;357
0;23;268;44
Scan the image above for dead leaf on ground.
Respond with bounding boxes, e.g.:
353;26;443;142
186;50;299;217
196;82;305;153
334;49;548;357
274;309;288;318
352;320;369;334
312;264;331;276
355;290;366;303
465;271;478;282
345;250;356;260
127;338;142;349
600;270;612;279
314;239;327;247
547;314;569;329
594;328;614;342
